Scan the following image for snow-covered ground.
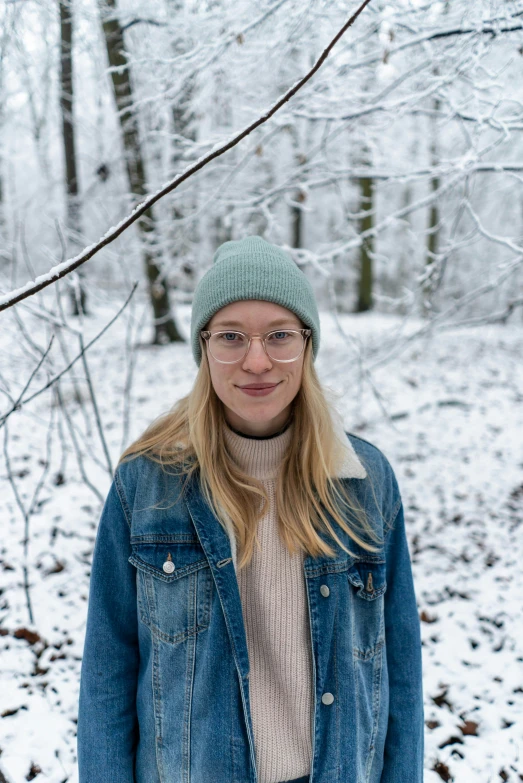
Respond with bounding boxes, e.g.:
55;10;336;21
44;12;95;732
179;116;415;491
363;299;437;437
0;297;522;782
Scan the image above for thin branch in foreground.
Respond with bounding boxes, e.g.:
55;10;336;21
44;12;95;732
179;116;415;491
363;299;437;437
1;336;56;421
440;298;523;327
79;332;113;476
3;420;35;626
3;393;56;626
54;381;105;504
0;0;372;313
0;281;139;429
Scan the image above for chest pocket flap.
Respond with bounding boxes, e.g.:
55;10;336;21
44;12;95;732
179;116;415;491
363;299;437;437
347;559;387;659
129;540;213;644
347;559;387;600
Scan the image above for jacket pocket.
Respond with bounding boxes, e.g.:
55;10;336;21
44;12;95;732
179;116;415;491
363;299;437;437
128;540;213;644
347;559;387;660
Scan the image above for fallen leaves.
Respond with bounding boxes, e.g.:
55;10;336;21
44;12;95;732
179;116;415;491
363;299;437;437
12;628;41;645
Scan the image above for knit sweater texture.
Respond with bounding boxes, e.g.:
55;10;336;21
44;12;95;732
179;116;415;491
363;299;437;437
223;420;312;783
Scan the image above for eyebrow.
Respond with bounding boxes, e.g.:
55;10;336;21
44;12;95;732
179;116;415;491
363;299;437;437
211;318;301;329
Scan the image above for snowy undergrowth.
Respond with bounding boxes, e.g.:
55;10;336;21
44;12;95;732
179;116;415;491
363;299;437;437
0;299;522;783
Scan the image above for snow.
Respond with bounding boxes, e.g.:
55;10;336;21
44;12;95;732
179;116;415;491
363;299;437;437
0;299;522;782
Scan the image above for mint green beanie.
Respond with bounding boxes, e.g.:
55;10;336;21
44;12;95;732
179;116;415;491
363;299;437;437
190;235;320;367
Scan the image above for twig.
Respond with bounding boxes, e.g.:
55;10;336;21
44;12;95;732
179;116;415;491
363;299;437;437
439;298;523;327
390;399;472;421
54;275;94;442
121;17;167;32
1;336;55;421
2;419;34;625
79;332;113;476
2;391;56;626
54;381;105;504
343;19;523;72
0;282;138;428
120;297;148;453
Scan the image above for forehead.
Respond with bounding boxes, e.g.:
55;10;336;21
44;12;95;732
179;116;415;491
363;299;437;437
208;300;302;329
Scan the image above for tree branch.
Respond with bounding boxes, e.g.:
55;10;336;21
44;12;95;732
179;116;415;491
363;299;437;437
0;281;139;428
343;17;523;71
120;18;167;32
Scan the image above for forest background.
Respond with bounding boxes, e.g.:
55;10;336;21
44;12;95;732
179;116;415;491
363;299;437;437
0;0;522;781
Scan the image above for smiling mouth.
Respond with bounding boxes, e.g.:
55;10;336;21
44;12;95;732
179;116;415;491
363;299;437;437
236;382;281;396
237;383;280;390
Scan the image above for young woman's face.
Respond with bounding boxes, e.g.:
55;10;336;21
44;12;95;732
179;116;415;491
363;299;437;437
204;300;306;436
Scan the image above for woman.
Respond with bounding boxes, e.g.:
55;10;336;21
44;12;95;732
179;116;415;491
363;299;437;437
77;235;424;783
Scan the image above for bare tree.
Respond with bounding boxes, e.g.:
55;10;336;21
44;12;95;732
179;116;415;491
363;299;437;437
98;0;183;344
0;4;10;271
164;0;200;287
59;0;88;316
356;165;374;312
285;46;309;250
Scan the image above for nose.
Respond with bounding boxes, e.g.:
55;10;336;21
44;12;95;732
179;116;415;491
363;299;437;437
241;336;273;372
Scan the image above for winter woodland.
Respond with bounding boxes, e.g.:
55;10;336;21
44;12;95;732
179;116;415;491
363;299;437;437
0;0;522;780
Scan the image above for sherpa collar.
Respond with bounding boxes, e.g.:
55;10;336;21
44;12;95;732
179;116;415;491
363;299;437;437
330;413;367;480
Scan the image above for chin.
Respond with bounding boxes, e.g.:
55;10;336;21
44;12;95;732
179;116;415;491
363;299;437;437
242;407;278;419
240;406;280;421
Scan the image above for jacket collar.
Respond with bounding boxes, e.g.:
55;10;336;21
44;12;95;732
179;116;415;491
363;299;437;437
330;413;367;480
179;411;366;478
193;411;367;574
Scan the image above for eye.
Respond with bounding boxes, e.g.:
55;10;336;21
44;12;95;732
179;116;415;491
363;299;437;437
219;332;242;341
268;331;292;340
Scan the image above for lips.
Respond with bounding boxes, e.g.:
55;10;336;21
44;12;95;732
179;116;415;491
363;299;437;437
237;382;281;397
238;383;280;390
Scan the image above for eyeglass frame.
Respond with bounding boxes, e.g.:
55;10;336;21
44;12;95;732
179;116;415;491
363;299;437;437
200;328;311;364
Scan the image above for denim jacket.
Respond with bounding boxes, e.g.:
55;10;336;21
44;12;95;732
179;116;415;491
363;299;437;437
77;425;424;783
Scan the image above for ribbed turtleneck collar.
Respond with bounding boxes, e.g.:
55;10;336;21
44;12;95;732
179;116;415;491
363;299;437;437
223;420;294;480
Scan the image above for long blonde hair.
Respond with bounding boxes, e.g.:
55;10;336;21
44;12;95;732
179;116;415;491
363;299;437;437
118;337;385;570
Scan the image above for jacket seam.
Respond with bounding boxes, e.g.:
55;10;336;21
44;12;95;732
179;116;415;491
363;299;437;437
114;467;132;531
384;496;402;546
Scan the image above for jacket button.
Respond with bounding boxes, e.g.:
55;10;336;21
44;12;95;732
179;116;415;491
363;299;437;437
320;585;330;597
163;552;175;573
321;692;334;705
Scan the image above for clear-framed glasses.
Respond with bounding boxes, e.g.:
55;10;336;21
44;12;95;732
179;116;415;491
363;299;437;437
200;328;311;364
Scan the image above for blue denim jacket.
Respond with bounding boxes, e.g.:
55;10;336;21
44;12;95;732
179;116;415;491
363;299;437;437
77;429;424;783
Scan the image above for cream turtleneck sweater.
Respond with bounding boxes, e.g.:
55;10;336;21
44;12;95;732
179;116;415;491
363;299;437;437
223;419;312;783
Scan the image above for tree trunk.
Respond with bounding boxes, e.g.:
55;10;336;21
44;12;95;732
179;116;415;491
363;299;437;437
284;47;308;250
59;0;88;316
98;0;183;344
0;7;11;273
353;28;378;314
423;2;450;315
165;0;200;286
356;170;374;312
170;89;199;281
289;126;306;250
423;89;441;317
0;122;7;273
211;63;235;248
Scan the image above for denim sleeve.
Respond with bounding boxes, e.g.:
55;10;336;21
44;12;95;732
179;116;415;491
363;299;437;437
381;497;424;783
77;470;139;782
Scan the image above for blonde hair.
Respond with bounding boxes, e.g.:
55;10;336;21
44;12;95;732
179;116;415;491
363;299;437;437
118;337;385;571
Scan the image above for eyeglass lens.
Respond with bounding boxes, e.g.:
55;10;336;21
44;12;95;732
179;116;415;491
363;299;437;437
209;331;304;362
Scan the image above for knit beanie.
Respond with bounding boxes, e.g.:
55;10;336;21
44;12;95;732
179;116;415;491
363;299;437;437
190;235;320;367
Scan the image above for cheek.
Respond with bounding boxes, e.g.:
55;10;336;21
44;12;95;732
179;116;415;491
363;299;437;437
209;366;232;399
285;367;303;395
